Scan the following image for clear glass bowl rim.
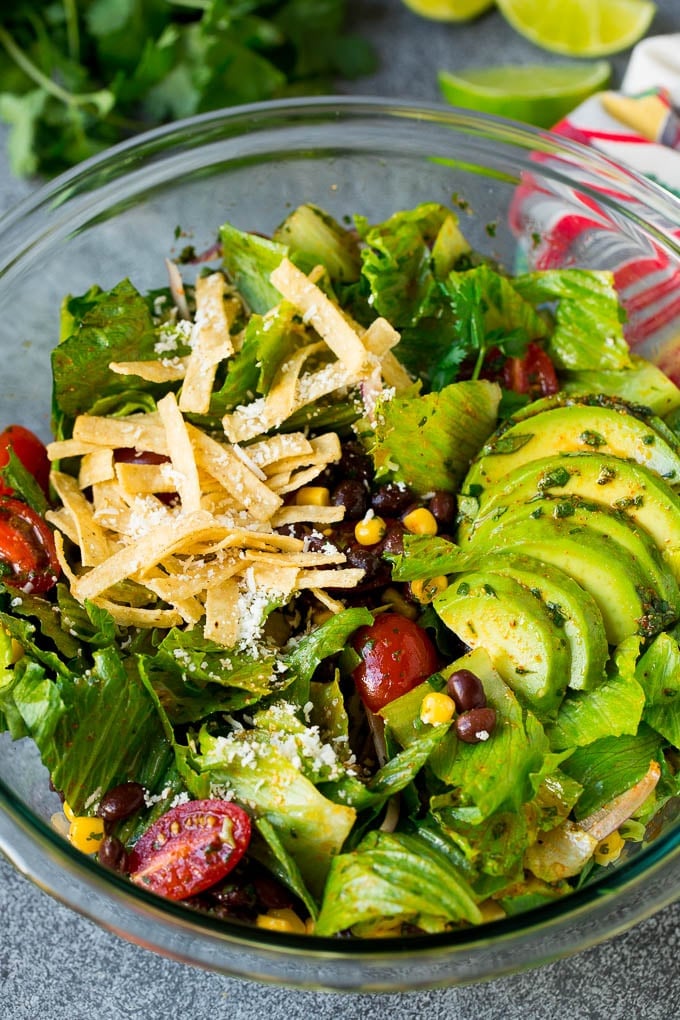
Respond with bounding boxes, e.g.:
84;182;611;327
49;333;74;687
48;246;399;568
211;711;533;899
0;94;679;988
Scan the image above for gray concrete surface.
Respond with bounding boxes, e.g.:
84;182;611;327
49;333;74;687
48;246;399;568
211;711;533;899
2;1;680;1016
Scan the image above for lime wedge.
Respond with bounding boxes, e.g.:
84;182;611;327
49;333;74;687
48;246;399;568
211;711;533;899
497;0;656;57
401;0;494;21
438;61;612;127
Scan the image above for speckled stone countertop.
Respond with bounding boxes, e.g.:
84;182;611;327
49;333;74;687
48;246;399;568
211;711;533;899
2;2;680;1016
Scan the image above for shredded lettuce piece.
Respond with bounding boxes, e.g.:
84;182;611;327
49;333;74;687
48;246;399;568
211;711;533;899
315;829;482;936
513;269;632;372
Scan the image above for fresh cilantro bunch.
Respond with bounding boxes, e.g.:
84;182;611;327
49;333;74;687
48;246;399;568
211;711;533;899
0;0;376;178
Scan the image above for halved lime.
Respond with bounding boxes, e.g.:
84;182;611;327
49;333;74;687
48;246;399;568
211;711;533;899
439;61;612;127
400;0;494;21
497;0;656;57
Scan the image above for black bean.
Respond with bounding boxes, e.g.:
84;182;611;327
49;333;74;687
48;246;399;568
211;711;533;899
274;522;310;541
371;482;414;516
446;668;487;713
429;490;457;526
343;544;391;590
455;707;497;744
331;479;369;520
338;442;374;485
98;835;130;874
97;782;146;823
381;521;405;555
254;874;294;911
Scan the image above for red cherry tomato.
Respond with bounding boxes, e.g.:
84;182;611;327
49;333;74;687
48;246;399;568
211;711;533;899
0;497;60;593
129;799;252;901
0;425;50;496
351;613;439;713
502;343;559;399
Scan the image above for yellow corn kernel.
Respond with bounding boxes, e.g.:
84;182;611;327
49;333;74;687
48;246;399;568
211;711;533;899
256;908;307;935
477;899;507;923
403;507;438;536
294;486;331;506
68;815;106;855
594;829;625;866
420;691;455;726
62;800;76;822
409;575;448;604
381;586;419;620
354;514;387;546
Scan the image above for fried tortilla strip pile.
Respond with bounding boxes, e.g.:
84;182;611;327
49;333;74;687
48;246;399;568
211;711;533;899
46;261;410;650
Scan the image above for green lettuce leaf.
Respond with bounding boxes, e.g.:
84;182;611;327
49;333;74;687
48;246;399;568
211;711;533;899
636;632;680;747
139;627;280;724
364;379;501;495
562;724;665;819
315;829;482;936
548;636;645;751
52;280;170;419
389;533;473;582
196;725;356;897
513;269;631;371
9;645;172;814
220;220;287;314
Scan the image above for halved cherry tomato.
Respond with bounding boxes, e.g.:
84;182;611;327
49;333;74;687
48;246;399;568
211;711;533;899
129;799;252;901
502;343;559;399
0;497;60;593
0;425;50;496
351;613;439;713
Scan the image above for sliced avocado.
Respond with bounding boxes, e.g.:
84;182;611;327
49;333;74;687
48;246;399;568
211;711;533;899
464;495;680;617
458;453;680;583
468;514;677;644
464;403;680;493
434;570;571;719
479;551;608;691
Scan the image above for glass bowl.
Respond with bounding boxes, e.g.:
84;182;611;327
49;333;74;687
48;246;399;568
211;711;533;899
1;96;680;993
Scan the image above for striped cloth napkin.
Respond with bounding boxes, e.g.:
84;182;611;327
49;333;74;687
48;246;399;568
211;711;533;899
510;36;680;381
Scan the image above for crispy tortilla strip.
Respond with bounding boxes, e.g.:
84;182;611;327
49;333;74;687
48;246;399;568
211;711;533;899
247;549;346;567
310;587;346;614
92;496;175;539
361;319;412;392
249;562;299;600
222;342;324;444
157;392;202;513
201;528;304;554
204;578;241;647
110;359;188;383
145;551;247;600
180;273;236;414
296;568;365;588
47;438;104;462
91;479;129;515
271;504;345;526
362;317;400;357
78;448;115;489
91;598;184;628
115;461;178;495
270;258;369;375
187;423;281;520
45;506;79;545
246;433;313;469
70;511;231;601
50;470;118;566
73;414;168;455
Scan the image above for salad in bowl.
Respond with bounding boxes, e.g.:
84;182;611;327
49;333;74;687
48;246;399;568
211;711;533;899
1;191;679;942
